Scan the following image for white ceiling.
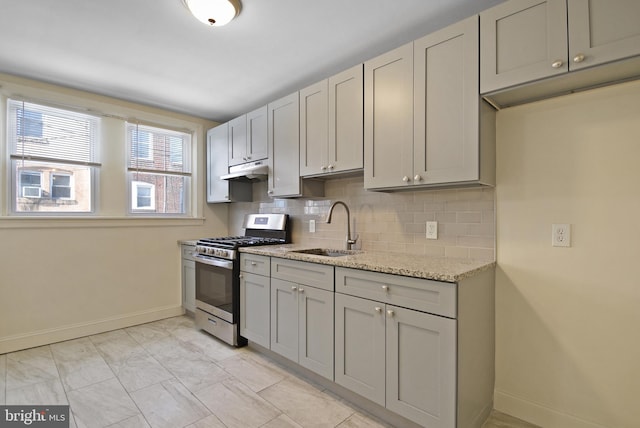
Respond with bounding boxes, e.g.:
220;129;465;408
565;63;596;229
0;0;505;122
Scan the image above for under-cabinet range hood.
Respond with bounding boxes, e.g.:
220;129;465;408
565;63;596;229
220;160;268;181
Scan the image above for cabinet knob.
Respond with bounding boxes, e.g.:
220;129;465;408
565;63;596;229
573;53;585;63
328;164;335;170
239;274;243;279
268;190;274;195
551;60;564;69
298;288;305;293
414;174;422;181
321;166;327;171
250;261;257;266
291;286;297;291
242;157;247;161
387;309;395;317
375;306;382;313
402;176;410;183
247;155;252;160
381;285;389;292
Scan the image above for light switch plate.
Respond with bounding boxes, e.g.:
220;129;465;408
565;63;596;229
426;221;438;239
309;219;316;233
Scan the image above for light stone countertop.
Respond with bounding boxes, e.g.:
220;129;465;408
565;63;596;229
239;244;495;283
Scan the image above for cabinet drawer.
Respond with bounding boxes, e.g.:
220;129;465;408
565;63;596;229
335;267;456;318
271;258;334;291
240;254;270;276
181;244;196;261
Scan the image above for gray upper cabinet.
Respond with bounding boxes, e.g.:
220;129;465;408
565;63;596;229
206;124;252;203
568;0;640;71
268;92;301;197
480;0;568;94
481;0;640;94
365;18;494;190
364;43;414;189
300;65;364;178
299;80;328;177
414;16;492;186
228;106;268;167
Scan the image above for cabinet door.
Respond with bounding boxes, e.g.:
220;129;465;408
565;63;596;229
568;0;640;71
334;293;386;406
240;272;270;348
364;43;414;189
300;80;328;177
246;105;268;162
298;286;334;380
386;305;457;428
182;258;196;313
414;16;480;185
268;92;301;197
328;64;364;173
206;124;230;203
480;0;568;93
270;278;299;361
228;114;247;167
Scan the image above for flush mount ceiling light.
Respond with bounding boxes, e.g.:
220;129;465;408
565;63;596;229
183;0;239;27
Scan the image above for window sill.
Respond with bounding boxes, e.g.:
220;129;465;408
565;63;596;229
0;216;206;229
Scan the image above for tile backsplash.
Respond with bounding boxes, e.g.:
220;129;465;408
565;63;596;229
229;175;495;261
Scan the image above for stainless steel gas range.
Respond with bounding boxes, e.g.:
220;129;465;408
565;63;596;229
193;213;290;346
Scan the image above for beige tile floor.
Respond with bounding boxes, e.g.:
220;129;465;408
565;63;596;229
0;316;538;428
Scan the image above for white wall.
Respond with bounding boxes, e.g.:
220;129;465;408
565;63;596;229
0;74;228;354
495;80;640;428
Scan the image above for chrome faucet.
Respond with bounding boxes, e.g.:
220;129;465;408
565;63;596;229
326;201;359;250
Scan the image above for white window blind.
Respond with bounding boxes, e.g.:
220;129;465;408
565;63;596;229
7;99;100;214
127;123;191;215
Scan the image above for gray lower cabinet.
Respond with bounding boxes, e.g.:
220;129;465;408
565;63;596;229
270;258;334;380
240;254;270;348
335;293;456;427
181;243;196;314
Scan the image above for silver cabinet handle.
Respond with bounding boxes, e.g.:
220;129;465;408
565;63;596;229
387;310;395;317
402;176;410;183
268;190;274;195
298;288;305;293
551;60;564;69
573;53;585;63
414;174;422;181
328;164;335;170
321;166;327;171
250;261;257;266
375;306;382;313
291;286;297;291
239;274;243;279
381;285;389;292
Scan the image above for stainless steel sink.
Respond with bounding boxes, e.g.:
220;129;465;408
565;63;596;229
289;248;361;257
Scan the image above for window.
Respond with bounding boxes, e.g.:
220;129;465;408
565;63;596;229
20;171;42;198
127;123;191;215
51;173;72;199
8;99;100;214
131;181;155;210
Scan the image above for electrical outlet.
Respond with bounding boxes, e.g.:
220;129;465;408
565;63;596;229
552;224;571;247
309;219;316;233
426;221;438;239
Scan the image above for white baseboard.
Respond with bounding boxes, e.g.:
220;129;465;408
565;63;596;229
494;389;608;428
0;305;184;354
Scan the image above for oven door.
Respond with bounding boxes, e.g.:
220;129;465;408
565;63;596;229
194;254;235;323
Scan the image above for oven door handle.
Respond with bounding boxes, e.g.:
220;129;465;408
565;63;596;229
193;254;234;269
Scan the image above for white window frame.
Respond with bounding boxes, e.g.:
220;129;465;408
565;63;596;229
50;172;73;200
19;170;43;198
131;180;156;210
7;99;100;215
